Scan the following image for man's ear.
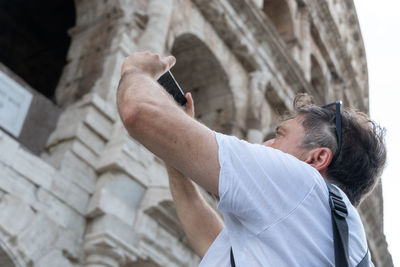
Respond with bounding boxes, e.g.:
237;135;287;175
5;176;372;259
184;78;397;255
304;147;332;173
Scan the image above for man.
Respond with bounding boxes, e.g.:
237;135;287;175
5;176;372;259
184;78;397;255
117;52;386;266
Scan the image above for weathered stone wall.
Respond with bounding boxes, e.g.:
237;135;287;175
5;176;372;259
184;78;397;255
0;0;392;266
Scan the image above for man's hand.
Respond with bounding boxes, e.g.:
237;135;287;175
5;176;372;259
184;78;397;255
120;51;176;80
117;51;176;128
117;51;220;196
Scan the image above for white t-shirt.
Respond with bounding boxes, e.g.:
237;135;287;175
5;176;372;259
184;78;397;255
199;133;371;267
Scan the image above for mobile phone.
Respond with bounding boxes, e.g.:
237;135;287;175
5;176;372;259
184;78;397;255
157;71;187;106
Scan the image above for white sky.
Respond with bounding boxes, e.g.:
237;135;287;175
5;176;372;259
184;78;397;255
353;0;400;265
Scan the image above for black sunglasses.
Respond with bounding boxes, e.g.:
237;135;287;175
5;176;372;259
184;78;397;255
321;101;342;166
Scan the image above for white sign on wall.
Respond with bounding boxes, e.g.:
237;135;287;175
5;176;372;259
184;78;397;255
0;71;33;137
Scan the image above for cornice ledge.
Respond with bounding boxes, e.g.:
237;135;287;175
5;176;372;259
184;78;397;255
192;0;315;103
84;231;142;265
305;0;366;110
140;187;186;242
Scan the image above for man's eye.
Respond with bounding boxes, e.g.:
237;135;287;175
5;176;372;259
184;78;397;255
274;126;283;137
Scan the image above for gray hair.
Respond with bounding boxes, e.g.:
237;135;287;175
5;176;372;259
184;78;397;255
290;94;387;206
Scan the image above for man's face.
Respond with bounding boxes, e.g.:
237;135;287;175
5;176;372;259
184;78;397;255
262;116;309;160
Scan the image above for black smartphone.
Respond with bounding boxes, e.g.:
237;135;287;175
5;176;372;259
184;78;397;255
157;70;187;106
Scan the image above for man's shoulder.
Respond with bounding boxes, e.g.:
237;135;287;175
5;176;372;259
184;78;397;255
215;132;320;173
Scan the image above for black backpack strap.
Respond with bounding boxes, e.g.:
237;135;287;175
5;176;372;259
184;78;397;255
229;182;368;267
356;250;371;267
325;181;350;267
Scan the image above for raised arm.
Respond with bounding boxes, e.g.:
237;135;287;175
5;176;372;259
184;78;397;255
167;166;224;257
165;93;224;258
117;52;220;195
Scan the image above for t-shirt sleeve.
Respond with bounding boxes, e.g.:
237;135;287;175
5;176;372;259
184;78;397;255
215;132;318;234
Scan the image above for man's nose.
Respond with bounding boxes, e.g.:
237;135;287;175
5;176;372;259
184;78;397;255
263;139;275;147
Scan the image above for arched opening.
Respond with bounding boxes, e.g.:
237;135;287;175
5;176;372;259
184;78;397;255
171;34;234;134
263;0;296;43
310;55;327;104
0;0;76;155
0;0;76;100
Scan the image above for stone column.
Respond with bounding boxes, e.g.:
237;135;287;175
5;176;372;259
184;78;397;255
246;71;270;143
42;2;146;265
137;0;173;54
83;1;178;265
298;7;312;81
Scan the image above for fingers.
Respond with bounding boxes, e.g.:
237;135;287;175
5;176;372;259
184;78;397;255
162;55;176;70
120;52;177;79
185;92;195;118
157;55;176;79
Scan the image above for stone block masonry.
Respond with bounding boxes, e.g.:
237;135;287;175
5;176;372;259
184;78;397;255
0;0;392;266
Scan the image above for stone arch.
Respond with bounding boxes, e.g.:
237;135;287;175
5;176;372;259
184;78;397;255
170;33;235;134
0;0;76;101
310;55;327;103
263;0;296;43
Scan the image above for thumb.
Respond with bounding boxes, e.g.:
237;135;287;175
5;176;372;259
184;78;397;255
185;93;195;118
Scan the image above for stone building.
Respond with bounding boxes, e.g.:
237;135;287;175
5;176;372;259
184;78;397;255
0;0;393;266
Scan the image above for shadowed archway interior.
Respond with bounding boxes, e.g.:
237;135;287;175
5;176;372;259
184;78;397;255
171;33;234;134
0;0;76;101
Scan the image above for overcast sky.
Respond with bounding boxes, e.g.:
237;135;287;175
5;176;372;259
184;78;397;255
353;0;400;265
